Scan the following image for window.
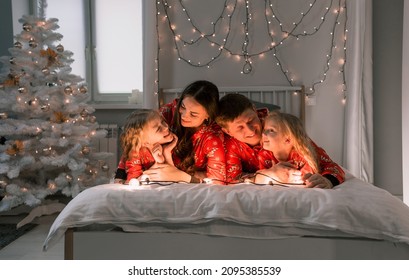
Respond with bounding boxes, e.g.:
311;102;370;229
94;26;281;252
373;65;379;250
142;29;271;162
46;0;143;103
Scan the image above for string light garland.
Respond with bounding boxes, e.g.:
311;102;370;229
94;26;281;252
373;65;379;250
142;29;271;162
156;0;347;98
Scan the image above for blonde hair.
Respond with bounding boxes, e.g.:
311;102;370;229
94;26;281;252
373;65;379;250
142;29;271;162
266;111;319;173
120;109;160;161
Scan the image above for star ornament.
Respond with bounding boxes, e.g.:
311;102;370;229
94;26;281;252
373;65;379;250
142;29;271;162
6;140;24;156
2;74;20;87
52;111;68;123
40;48;59;66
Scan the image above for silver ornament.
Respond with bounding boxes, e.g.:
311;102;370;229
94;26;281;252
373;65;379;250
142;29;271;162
101;163;109;172
65;174;73;182
23;23;32;32
14;41;22;49
79;85;88;94
89;115;97;123
0;177;9;188
80;109;89;118
29;39;38;48
41;67;50;75
56;44;64;52
18;87;28;94
64;86;73;95
40;104;50;112
47;181;57;190
82;146;90;155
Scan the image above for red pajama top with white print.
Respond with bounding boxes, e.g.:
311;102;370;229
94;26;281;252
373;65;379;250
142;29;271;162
116;147;156;182
160;99;227;183
224;108;273;183
264;141;345;185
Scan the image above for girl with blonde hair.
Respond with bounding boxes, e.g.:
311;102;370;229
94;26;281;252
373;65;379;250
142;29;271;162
257;111;344;188
114;109;177;184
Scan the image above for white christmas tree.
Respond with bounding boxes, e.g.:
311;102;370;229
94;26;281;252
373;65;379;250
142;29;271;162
0;15;112;212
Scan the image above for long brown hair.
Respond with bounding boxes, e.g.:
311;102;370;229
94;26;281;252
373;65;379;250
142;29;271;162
267;111;319;173
120;109;159;161
172;80;219;173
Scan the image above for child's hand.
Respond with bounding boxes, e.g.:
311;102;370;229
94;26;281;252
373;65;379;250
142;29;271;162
151;143;165;163
303;173;333;189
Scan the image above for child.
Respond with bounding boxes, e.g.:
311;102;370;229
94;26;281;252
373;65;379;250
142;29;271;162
114;109;177;184
256;111;345;188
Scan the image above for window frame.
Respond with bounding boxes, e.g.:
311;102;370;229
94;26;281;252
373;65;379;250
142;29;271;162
85;0;144;104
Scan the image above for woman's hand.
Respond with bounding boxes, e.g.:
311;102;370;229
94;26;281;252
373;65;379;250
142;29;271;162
162;133;178;166
151;143;165;163
303;173;333;189
143;163;191;182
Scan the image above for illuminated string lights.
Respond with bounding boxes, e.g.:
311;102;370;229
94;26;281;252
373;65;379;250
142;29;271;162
156;0;347;99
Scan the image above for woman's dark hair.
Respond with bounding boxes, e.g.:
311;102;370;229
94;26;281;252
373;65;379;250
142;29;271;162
172;80;219;173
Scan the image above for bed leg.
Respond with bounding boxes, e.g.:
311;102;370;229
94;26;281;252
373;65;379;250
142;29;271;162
64;228;74;260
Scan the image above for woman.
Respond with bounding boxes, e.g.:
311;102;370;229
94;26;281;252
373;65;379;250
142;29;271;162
144;80;227;184
255;111;345;188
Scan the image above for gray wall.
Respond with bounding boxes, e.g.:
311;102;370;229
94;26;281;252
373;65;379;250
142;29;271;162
373;0;403;195
0;0;13;58
0;1;405;196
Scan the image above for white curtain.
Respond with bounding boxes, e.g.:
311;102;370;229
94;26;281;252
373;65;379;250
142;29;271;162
343;0;373;182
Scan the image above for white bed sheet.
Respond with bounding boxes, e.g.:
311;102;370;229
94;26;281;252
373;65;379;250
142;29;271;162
43;172;409;251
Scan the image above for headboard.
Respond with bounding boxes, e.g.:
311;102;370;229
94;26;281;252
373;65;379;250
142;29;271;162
159;85;305;125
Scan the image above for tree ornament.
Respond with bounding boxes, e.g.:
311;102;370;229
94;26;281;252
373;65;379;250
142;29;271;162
14;41;22;49
6;140;24;156
64;86;73;95
9;57;16;64
89;115;97;123
47;181;57;190
65;174;73;182
101;163;109;172
40;104;50;112
40;48;58;66
22;23;32;31
82;146;91;155
18;86;28;94
0;177;9;188
41;67;50;75
29;39;38;48
80;109;89;118
52;111;68;123
56;44;64;52
42;147;51;156
79;85;88;94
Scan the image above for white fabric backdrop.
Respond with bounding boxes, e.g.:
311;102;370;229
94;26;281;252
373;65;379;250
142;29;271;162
343;0;373;182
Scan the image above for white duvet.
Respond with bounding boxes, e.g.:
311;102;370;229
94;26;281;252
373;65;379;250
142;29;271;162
43;172;409;250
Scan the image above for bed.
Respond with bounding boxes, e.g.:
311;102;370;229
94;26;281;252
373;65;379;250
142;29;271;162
43;172;409;260
42;85;409;259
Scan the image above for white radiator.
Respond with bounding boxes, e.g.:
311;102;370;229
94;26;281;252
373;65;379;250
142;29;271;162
93;124;120;178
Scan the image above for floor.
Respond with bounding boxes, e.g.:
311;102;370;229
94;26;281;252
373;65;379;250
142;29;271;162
0;212;64;260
